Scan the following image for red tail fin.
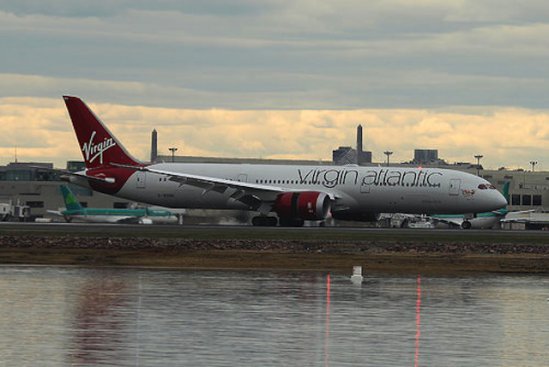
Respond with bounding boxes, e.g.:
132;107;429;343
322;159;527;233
63;96;142;169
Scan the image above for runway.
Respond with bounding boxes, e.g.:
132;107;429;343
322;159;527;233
0;221;548;244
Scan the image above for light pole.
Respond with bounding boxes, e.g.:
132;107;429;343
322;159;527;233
169;147;178;162
474;154;483;176
530;160;538;172
384;151;393;167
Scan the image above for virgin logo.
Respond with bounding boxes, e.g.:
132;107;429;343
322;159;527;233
82;131;116;165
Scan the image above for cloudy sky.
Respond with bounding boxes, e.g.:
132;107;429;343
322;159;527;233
1;0;549;169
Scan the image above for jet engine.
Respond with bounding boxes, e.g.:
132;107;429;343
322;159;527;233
273;191;331;222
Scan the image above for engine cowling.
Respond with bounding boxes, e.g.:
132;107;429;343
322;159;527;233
273;191;331;221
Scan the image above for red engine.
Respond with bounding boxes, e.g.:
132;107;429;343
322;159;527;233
273;191;331;221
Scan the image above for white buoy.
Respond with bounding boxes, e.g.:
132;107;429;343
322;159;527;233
350;266;363;284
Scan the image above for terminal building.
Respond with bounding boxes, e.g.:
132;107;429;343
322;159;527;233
0;162;135;221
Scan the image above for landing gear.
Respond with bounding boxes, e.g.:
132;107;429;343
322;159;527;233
252;216;278;227
461;220;472;229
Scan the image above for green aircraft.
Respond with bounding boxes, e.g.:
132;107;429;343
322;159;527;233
48;185;178;224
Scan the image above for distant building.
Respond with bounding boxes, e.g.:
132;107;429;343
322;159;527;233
0;162;57;181
357;150;372;165
66;160;85;172
357;125;363;153
150;129;158;163
413;149;439;164
333;146;357;165
355;124;372;165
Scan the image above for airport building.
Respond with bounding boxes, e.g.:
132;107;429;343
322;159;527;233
413;149;443;165
0;162;134;221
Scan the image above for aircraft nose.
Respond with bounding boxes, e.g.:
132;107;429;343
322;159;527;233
492;190;508;209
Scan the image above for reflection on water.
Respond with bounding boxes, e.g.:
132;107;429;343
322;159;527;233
415;275;421;367
0;266;548;366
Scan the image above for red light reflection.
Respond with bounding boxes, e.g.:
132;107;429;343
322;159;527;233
324;273;331;367
415;274;422;367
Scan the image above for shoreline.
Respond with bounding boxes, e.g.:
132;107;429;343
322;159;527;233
2;231;549;274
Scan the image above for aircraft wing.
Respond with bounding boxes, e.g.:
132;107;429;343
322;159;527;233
46;210;64;217
63;170;117;184
500;210;539;223
428;217;463;227
116;164;338;211
27;165;118;184
115;216;143;224
144;166;287;193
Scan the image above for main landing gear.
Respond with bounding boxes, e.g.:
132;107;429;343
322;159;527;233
461;220;472;229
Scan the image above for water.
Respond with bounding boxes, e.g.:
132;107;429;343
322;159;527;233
0;266;548;367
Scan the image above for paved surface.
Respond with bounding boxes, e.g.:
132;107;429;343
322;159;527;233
1;222;548;243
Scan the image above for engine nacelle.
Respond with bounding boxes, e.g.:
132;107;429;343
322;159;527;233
273;191;331;221
138;217;153;225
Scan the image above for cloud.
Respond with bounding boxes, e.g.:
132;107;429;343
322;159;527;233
1;97;549;171
1;1;549;110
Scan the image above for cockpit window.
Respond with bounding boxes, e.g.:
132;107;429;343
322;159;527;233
478;183;497;190
478;184;487;190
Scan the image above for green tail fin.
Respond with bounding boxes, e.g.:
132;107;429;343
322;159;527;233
502;181;510;204
495;181;511;215
60;185;83;211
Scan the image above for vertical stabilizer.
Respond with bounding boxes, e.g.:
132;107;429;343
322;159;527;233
60;185;83;211
496;181;511;215
63;96;142;169
502;181;510;204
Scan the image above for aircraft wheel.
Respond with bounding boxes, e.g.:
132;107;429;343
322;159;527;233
461;221;472;229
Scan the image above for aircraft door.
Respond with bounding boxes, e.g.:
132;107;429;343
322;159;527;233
448;178;461;196
237;174;248;182
136;171;146;189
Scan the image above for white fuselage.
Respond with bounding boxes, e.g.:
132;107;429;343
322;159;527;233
96;163;506;215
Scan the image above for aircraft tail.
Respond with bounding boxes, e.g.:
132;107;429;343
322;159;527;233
495;181;511;215
60;185;84;211
502;181;510;205
63;96;142;169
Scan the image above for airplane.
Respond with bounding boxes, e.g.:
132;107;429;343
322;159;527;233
48;184;178;224
430;182;512;229
500;211;549;229
61;96;507;227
